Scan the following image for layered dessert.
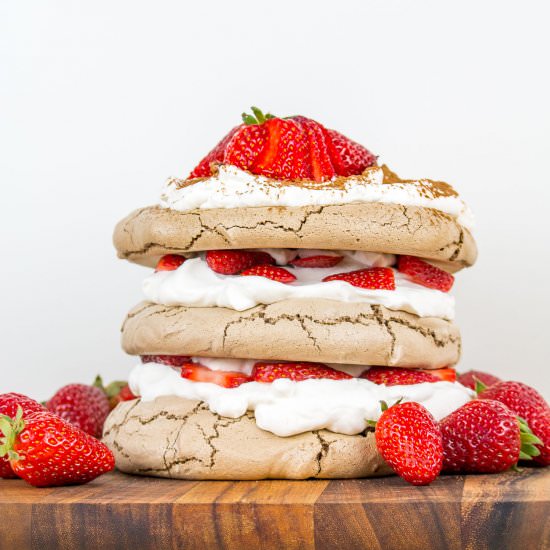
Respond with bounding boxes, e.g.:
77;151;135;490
105;108;478;479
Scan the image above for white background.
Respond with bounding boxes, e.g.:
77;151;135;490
1;0;549;400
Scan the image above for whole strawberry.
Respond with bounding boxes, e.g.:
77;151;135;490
374;401;443;485
478;381;550;466
47;384;110;439
0;408;115;487
0;393;45;479
457;370;501;391
439;399;538;473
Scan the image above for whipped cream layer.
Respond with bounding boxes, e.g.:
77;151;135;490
160;164;474;230
130;362;474;437
143;250;455;319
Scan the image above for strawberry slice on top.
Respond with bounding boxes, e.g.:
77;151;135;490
323;267;396;290
155;254;186;272
240;264;296;283
180;363;251;388
141;355;192;367
397;255;454;292
205;250;274;275
361;367;440;385
188;107;377;182
290;254;344;268
361;366;457;385
252;362;352;383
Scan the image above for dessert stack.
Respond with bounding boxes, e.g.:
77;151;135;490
104;109;478;480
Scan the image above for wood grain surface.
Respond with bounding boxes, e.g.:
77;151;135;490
0;468;548;550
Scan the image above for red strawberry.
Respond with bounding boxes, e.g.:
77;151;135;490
428;367;457;383
323;267;395;290
440;400;527;473
361;367;440;386
324;128;377;176
188;126;241;179
457;370;501;391
106;383;137;409
47;384;110;439
478;381;550;465
155;254;186;272
251;117;312;180
141;355;192;366
118;385;136;401
252;362;352;383
293;116;335;181
0;393;45;479
240;264;296;283
180;363;251;388
397;256;454;292
188;107;377;183
205;250;274;275
290;255;344;268
0;409;115;487
92;376;138;410
374;401;443;485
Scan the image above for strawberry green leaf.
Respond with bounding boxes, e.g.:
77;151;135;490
0;408;25;460
474;377;487;394
242;106;275;125
241;113;258;125
251;106;265;124
517;416;543;461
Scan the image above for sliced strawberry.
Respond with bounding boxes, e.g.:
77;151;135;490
324;128;377;176
323;267;395;290
155;254;186;272
252;362;352;382
428;367;457;383
188;107;378;182
361;367;440;386
141;355;192;366
252;117;311;180
240;264;296;283
290;254;344;268
205;250;274;275
180;363;251;388
188;126;242;179
293;116;335;182
397;256;454;292
223;123;269;172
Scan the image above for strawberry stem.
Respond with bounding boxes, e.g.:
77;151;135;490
0;407;25;461
474;377;487;394
517;416;542;462
241;106;275;125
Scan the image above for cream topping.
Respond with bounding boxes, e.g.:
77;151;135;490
160;164;474;230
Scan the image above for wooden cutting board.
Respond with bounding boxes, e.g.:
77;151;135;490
0;468;548;550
